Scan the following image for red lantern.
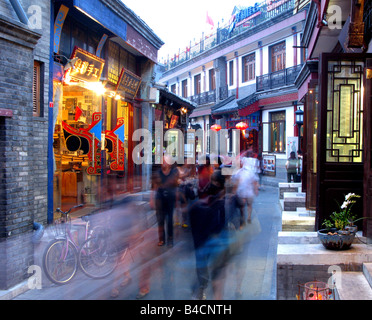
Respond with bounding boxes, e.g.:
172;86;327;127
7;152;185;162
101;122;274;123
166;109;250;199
211;124;222;132
236;121;248;130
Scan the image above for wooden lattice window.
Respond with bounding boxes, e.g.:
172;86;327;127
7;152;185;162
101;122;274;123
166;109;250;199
33;61;41;117
243;53;255;82
326;60;364;163
271;41;286;72
194;74;201;95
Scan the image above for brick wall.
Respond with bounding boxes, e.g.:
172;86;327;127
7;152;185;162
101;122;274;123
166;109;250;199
0;0;50;289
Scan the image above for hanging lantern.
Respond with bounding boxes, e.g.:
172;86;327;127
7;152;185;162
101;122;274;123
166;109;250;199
211;124;222;132
236;121;248;130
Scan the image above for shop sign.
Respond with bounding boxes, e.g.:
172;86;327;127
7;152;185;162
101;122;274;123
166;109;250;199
262;154;276;176
169;115;179;129
229;3;261;32
235;3;261;27
53;4;69;54
116;68;142;100
68;47;105;83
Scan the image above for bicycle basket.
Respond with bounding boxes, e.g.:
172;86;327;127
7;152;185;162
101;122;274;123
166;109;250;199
52;214;71;238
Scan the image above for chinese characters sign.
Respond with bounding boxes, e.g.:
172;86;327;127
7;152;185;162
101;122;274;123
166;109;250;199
116;68;142;100
68;47;105;83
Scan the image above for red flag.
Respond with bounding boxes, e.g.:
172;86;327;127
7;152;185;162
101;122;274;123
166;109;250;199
75;106;82;121
206;11;214;29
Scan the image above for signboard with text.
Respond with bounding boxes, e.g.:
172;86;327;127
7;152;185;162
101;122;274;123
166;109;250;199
116;68;142;100
68;47;105;83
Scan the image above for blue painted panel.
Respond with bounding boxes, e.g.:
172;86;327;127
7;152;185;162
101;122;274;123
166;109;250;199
73;0;127;41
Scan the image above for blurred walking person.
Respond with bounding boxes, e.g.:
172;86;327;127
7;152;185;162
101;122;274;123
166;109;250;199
234;155;259;227
189;169;229;300
154;154;179;247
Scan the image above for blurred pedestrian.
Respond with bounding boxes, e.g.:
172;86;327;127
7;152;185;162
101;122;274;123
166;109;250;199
154;154;179;247
189;169;228;300
197;155;212;199
233;155;259;227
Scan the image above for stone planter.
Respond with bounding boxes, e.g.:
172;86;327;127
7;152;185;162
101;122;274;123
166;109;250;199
317;229;356;250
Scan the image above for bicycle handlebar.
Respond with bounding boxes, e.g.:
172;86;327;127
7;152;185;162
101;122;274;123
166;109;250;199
56;204;84;215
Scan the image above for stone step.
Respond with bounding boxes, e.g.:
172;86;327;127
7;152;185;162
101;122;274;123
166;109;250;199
335;272;372;300
278;182;302;199
363;263;372;289
281;211;315;232
283;192;306;211
278;231;319;244
278;231;367;244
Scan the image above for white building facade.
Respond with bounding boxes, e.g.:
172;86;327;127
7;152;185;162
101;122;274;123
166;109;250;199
160;0;308;160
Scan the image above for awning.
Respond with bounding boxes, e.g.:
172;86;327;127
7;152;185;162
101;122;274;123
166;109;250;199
237;93;259;116
238;101;260;117
158;88;197;111
212;96;238;115
190;107;211;118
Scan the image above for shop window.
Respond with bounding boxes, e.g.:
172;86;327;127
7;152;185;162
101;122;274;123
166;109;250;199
271;41;286;72
194;74;201;95
209;69;216;91
243;53;255;82
33;61;43;117
325;60;364;163
182;79;188;98
229;60;234;86
171;84;176;94
269;111;286;153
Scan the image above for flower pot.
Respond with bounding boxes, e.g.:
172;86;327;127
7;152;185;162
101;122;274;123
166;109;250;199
317;229;356;250
345;225;358;234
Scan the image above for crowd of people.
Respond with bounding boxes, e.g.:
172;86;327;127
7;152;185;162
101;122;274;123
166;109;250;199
136;151;261;300
106;150;262;300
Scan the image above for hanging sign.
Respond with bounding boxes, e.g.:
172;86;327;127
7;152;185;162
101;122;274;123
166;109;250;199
105;118;125;171
116;68;142;100
62;112;102;175
53;5;69;54
96;34;108;57
169;115;179;129
67;47;105;83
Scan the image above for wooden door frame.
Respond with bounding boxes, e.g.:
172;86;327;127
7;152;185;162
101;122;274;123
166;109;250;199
363;58;372;239
316;53;370;230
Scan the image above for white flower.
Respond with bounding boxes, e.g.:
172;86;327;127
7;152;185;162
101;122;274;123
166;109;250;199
345;193;355;201
341;201;349;209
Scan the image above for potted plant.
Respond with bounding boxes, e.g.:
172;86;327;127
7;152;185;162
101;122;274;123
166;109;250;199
318;193;361;250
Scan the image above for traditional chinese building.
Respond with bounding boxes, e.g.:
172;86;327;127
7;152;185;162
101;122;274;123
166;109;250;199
295;0;372;238
51;0;163;216
159;0;307;165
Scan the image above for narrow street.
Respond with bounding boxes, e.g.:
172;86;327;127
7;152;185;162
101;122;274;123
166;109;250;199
14;185;281;300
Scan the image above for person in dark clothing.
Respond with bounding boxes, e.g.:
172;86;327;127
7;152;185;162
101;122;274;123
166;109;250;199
285;151;298;183
189;170;228;300
154;155;179;247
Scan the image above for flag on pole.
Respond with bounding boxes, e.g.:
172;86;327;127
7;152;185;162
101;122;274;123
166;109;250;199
206;11;214;29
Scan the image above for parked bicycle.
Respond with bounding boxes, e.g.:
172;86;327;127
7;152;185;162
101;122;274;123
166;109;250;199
42;205;119;285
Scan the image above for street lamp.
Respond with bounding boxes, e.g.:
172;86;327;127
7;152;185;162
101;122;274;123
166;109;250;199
295;108;304;153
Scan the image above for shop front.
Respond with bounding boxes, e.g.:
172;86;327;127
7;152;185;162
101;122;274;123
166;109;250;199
50;1;157;214
226;112;260;154
151;87;196;165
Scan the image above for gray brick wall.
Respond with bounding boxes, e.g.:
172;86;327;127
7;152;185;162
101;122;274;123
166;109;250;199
0;0;50;289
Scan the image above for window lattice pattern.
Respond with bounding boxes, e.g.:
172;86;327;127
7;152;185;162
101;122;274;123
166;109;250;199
326;60;364;163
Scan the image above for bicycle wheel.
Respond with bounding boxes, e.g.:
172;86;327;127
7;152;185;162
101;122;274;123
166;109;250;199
42;239;78;285
78;234;119;279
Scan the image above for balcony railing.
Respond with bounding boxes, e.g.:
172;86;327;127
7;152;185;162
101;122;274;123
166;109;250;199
190;90;216;105
256;64;303;91
162;0;295;71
